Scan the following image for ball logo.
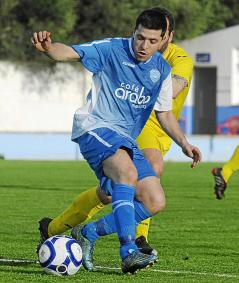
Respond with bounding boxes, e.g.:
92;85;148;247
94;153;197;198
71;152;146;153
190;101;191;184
150;69;161;83
115;83;150;108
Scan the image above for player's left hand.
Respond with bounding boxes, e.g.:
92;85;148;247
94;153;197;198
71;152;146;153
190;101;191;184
182;144;202;168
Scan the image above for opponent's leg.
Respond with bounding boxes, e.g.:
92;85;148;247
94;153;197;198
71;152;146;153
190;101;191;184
48;186;105;236
212;145;239;199
136;218;151;240
221;145;239;183
37;186;105;250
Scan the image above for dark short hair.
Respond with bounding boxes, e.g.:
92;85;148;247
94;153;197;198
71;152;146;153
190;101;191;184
157;7;175;33
135;8;167;36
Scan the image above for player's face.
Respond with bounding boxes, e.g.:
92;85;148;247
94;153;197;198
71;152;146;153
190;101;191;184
133;24;164;61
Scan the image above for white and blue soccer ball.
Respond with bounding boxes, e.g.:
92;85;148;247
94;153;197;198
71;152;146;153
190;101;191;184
38;235;82;276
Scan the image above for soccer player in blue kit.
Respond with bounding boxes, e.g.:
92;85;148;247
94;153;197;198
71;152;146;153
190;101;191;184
32;8;201;274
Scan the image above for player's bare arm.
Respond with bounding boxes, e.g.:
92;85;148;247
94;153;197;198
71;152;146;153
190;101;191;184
155;110;202;168
172;74;188;98
31;31;80;62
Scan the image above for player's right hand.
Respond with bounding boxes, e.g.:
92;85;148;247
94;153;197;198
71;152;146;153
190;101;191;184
31;31;51;52
182;144;202;168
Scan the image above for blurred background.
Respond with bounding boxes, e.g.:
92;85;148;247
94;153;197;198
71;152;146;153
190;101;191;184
0;0;239;161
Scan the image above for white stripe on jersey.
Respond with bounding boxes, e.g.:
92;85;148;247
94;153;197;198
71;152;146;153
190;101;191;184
90;74;102;112
88;131;113;147
80;39;111;47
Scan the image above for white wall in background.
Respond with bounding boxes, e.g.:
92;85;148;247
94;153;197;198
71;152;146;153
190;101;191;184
179;25;239;106
231;47;239;105
0;62;91;132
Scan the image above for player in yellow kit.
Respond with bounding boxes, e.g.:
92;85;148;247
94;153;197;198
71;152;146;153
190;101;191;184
134;42;193;252
212;145;239;199
38;7;194;256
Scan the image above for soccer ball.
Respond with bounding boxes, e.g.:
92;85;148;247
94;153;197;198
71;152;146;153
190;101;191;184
38;235;82;276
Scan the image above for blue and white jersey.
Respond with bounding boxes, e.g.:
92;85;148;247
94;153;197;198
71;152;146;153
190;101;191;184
71;37;172;141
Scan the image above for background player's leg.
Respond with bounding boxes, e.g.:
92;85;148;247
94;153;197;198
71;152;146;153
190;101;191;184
136;218;151;240
221;145;239;183
48;187;105;236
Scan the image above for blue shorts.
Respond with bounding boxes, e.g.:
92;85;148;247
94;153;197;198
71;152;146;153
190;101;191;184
77;128;156;195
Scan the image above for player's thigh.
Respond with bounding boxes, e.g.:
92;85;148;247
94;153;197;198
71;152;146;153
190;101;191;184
102;148;138;185
143;148;164;176
78;128;138;186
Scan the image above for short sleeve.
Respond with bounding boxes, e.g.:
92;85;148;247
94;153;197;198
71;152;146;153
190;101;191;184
71;39;111;73
165;45;194;83
154;72;173;112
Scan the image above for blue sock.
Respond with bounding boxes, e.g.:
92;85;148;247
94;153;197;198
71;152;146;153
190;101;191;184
112;184;137;259
83;199;153;239
82;214;116;242
81;185;136;247
134;199;153;225
82;197;153;258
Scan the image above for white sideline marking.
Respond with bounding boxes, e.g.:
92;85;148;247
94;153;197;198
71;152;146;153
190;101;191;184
0;259;238;279
95;266;239;279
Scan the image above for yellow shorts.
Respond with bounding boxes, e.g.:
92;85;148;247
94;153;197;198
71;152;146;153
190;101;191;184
136;123;172;157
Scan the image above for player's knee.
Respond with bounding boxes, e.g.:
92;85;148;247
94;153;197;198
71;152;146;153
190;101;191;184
143;201;166;215
150;196;166;214
138;191;166;214
145;189;166;214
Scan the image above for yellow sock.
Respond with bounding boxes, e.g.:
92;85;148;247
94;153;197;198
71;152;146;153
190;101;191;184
221;145;239;183
48;187;105;236
136;218;151;241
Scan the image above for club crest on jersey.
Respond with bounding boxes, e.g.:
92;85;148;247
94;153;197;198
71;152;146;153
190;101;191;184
150;69;161;83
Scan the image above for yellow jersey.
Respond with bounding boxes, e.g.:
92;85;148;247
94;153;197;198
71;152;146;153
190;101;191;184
136;43;194;155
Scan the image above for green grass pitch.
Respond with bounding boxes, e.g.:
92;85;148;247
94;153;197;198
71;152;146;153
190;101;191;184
0;160;238;282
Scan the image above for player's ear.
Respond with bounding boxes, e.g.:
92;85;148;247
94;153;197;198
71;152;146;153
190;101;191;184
162;29;170;41
160;32;169;45
168;31;174;43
